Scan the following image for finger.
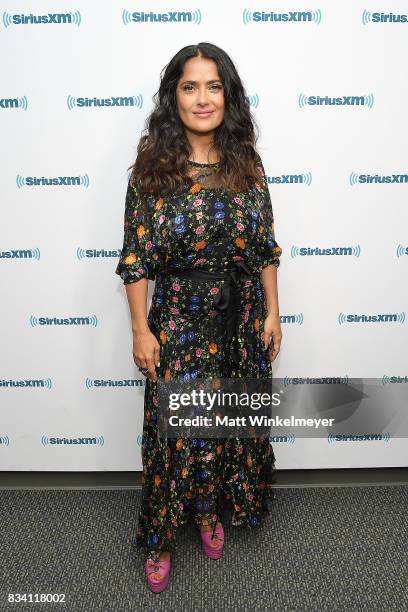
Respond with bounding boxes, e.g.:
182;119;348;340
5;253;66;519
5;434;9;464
145;356;157;381
154;345;161;368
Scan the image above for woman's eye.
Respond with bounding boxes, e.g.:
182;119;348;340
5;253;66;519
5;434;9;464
182;84;223;92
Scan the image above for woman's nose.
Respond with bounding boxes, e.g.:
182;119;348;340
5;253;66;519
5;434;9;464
197;87;209;104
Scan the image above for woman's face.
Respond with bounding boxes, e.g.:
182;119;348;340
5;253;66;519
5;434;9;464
176;56;225;137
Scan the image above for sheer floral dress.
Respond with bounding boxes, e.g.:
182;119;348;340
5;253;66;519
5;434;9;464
115;153;282;558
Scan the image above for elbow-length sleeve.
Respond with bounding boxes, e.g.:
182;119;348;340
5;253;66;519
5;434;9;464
115;176;160;284
254;153;282;270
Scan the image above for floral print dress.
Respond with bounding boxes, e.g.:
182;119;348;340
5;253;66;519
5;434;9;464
115;153;282;558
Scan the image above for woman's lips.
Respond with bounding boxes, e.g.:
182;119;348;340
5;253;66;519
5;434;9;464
193;111;214;118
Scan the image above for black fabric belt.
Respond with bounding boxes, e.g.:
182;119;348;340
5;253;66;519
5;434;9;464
159;261;254;367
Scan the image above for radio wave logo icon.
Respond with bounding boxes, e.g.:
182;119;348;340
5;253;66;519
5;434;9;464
382;375;392;385
30;315;39;327
349;172;360;186
396;244;407;258
80;174;90;188
247;93;259;108
122;9;133;25
77;248;86;260
311;9;322;24
88;315;98;327
328;433;336;444
2;12;13;27
302;172;312;186
292;313;303;325
298;93;308;108
41;436;50;446
97;435;104;446
363;93;374;108
242;8;253;24
85;378;94;389
136;435;143;446
71;10;81;26
44;378;53;390
361;10;373;25
382;432;390;442
16;175;26;188
352;245;361;257
67;95;77;110
397;312;405;324
0;435;10;446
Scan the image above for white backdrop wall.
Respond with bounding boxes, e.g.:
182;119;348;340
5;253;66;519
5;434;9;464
1;1;407;470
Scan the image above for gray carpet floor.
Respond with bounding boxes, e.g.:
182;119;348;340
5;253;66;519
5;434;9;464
1;486;407;611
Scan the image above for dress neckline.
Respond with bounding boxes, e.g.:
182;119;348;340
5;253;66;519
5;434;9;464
187;159;221;167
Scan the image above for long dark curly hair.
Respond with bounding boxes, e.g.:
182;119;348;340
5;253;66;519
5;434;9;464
128;42;264;198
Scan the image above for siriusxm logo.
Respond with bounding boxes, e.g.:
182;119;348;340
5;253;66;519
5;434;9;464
269;435;295;444
122;9;201;25
291;245;361;257
338;312;405;325
0;378;52;389
16;174;89;188
362;10;408;25
0;435;10;446
0;248;40;260
299;93;374;108
281;314;304;325
77;248;121;259
41;435;104;446
67;95;143;109
243;9;321;24
85;378;145;388
328;432;390;443
2;11;81;27
30;315;98;327
382;376;408;384
0;96;28;110
284;376;348;386
267;172;312;185
350;172;408;185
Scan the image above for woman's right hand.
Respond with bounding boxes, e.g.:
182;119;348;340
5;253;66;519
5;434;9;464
133;330;161;382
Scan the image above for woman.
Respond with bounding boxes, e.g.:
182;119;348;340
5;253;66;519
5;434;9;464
115;42;282;593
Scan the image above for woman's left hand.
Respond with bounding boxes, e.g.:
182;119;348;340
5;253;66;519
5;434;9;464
263;313;282;362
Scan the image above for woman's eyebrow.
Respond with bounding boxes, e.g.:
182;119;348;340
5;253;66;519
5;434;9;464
180;79;222;85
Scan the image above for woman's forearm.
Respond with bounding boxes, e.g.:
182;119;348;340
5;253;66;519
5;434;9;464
125;279;150;335
260;265;280;316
